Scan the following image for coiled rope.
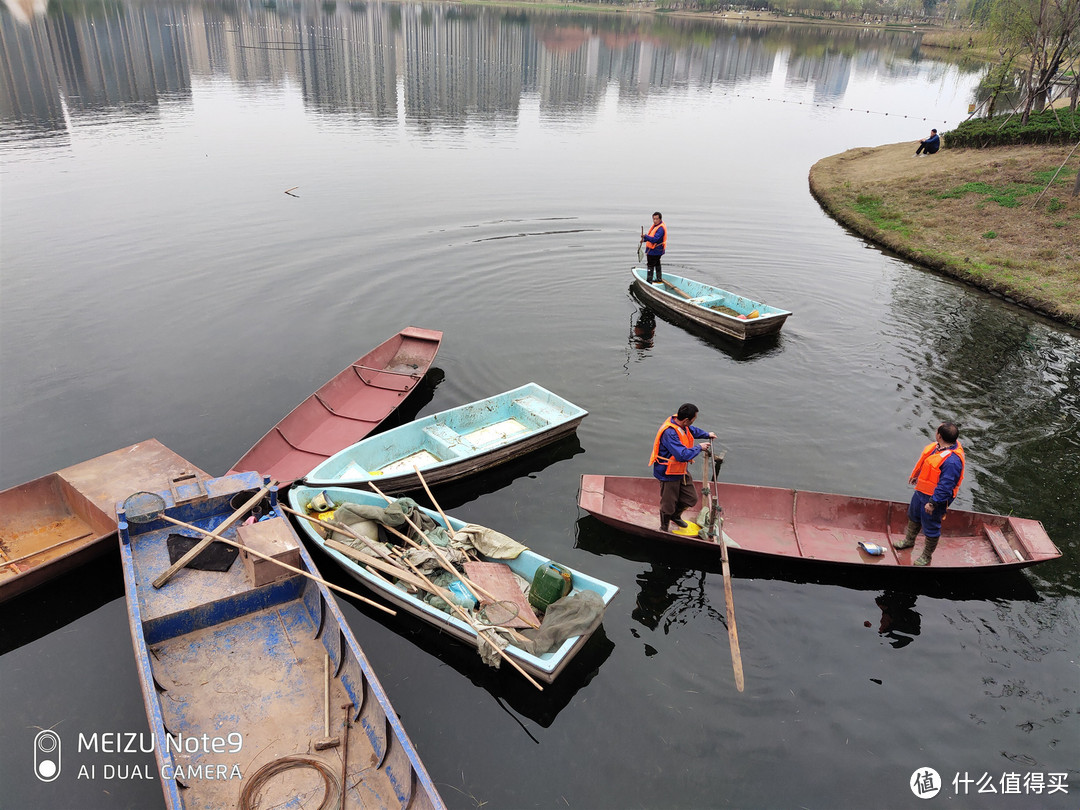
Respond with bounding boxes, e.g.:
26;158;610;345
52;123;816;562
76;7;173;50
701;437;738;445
238;755;340;810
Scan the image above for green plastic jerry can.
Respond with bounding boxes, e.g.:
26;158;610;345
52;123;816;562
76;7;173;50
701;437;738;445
528;563;573;612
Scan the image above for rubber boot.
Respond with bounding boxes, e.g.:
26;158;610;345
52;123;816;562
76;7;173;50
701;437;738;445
914;536;939;566
893;520;920;550
646;272;654;283
671;511;688;529
655;270;663;283
660;513;671;532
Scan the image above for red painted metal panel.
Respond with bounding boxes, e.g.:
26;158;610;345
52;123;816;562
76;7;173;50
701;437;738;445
577;475;1062;572
229;328;442;484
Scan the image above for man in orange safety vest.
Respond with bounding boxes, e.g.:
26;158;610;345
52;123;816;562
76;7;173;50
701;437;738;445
892;421;965;566
649;403;716;533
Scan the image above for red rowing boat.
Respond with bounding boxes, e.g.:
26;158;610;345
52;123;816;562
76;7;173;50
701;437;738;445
577;475;1061;571
229;327;442;484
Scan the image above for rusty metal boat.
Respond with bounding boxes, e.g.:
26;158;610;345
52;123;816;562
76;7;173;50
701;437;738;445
0;440;206;602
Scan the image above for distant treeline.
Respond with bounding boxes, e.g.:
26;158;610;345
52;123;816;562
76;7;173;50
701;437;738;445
609;0;959;22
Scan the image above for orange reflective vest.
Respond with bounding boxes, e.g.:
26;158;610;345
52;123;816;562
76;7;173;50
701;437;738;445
649;417;694;476
911;441;965;498
645;222;667;253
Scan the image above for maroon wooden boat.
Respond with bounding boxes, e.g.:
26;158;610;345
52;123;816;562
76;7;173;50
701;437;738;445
0;440;208;602
578;475;1062;572
228;327;442;484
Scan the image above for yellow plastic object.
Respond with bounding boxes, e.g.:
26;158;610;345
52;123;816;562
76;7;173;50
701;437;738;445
314;510;336;522
671;521;702;536
748;310;760;319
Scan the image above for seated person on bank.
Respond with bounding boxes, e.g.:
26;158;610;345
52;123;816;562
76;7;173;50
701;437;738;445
915;128;940;156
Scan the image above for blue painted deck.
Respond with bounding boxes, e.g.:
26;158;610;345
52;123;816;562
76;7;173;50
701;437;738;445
119;472;444;810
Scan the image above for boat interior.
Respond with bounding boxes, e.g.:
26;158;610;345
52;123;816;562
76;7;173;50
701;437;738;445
122;474;429;809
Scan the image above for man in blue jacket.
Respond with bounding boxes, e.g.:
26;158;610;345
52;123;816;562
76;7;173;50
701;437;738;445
893;422;965;566
915;129;940;156
641;212;667;283
649;403;716;532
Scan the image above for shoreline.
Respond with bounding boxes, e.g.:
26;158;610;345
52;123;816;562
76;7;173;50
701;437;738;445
809;143;1080;329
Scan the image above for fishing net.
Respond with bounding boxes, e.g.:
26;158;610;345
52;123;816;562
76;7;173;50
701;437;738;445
477;600;520;627
122;491;168;523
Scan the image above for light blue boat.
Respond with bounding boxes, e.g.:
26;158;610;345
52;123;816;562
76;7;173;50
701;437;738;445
117;472;445;810
631;267;792;340
303;383;588;494
287;484;619;684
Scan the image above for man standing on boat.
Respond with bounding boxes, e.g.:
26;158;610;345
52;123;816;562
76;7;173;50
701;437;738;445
641;212;667;283
893;422;965;566
650;403;715;533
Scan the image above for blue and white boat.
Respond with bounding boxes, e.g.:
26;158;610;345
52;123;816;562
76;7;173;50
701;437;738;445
631;267;792;340
303;383;587;494
118;472;444;810
287;484;619;684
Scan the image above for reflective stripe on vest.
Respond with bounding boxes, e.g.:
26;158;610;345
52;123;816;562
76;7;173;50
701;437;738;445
649;417;693;476
646;222;667;252
911;441;965;498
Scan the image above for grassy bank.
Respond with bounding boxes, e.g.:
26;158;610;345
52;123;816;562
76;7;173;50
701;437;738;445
809;143;1080;327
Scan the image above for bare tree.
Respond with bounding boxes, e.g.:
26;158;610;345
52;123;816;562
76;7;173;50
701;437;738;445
990;0;1080;122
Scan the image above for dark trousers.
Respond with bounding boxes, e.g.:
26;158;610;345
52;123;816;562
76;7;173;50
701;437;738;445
907;490;946;538
646;254;662;280
659;474;697;519
915;143;939;155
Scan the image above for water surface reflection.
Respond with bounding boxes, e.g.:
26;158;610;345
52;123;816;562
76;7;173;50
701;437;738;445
2;0;953;145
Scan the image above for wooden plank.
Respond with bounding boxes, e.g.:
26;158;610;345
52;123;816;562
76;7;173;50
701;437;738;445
463;561;540;629
983;524;1022;563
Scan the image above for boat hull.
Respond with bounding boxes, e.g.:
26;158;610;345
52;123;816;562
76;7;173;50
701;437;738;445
229;327;443;484
119;473;444;810
630;268;791;340
303;382;587;493
0;440;206;602
288;484;618;683
578;475;1061;572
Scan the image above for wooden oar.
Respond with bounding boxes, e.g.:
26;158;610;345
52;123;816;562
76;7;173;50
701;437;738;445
707;447;745;692
367;482;544;690
661;279;694;300
147;512;396;616
152;485;272;588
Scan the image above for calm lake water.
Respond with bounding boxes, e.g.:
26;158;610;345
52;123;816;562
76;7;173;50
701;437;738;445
1;1;1078;808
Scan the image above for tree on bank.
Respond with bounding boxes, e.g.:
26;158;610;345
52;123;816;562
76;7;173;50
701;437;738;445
980;0;1080;121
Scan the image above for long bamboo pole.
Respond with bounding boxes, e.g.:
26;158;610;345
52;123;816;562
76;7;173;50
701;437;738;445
0;532;94;570
150;513;395;616
367;482;502;606
151;485;271;588
367;482;543;690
